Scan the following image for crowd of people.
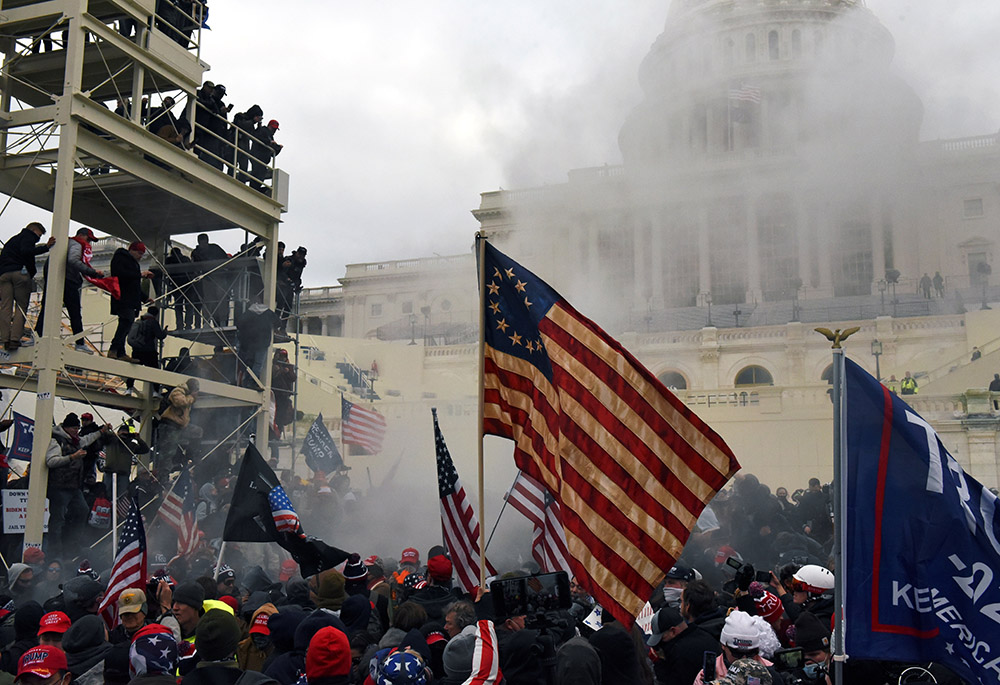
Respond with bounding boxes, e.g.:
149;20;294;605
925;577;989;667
0;467;969;685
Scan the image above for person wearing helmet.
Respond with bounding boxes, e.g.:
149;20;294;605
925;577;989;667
777;564;835;625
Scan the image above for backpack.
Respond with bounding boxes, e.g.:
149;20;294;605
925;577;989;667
126;319;147;349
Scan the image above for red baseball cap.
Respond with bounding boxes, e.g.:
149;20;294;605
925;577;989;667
77;228;97;242
400;548;419;565
18;646;67;678
37;611;71;636
128;241;146;255
249;612;271;636
81;413;93;421
268;119;279;130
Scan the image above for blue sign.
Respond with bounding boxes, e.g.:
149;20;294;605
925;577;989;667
8;412;34;461
846;358;1000;684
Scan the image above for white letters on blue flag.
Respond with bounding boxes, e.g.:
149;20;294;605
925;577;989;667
845;358;1000;684
8;412;33;461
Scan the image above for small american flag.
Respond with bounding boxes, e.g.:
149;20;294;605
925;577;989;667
98;497;147;628
465;620;502;684
342;396;387;454
160;467;199;556
729;83;762;103
268;485;300;535
433;408;495;593
505;472;573;575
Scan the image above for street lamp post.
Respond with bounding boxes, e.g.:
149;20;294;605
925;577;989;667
408;314;417;345
871;339;883;382
877;279;887;316
704;292;713;327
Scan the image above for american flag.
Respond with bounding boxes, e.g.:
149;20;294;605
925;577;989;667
160;467;199;556
504;472;572;575
465;620;502;685
268;485;301;535
480;241;740;625
98;496;147;628
433;408;495;593
341;396;387;454
728;83;762;103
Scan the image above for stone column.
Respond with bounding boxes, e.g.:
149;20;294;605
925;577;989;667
746;195;762;303
817;203;835;297
870;195;885;293
651;213;665;307
699;204;711;301
795;197;810;290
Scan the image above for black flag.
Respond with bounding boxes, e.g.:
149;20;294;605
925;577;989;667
301;413;342;473
222;443;348;577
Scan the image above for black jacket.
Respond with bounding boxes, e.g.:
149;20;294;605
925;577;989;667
110;248;143;314
653;624;720;685
0;227;49;276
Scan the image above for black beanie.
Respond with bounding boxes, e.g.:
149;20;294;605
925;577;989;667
173;582;205;611
795;611;831;652
13;600;43;640
342;553;367;582
196;609;240;661
62;413;80;428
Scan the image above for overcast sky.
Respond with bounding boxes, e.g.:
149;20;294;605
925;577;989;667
9;1;1000;286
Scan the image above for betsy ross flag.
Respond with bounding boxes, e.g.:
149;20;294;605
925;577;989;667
433;408;495;593
223;443;349;577
480;241;740;625
160;466;199;556
845;358;1000;685
98;497;146;628
341;396;386;454
505;472;572;575
302;413;343;474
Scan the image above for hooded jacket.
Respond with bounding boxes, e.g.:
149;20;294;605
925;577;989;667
110;247;144;314
264;611;346;685
161;384;196;427
237;603;278;672
63;614;113;681
556;636;601;685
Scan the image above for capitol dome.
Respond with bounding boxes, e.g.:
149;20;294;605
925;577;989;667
619;0;922;167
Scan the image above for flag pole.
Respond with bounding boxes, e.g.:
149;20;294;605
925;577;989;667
214;542;227;581
476;232;488;588
818;327;856;685
112;477;119;560
485;471;520;554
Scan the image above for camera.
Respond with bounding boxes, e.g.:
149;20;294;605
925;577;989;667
774;648;828;684
725;557;770;591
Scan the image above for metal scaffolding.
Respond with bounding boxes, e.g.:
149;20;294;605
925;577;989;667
0;0;288;552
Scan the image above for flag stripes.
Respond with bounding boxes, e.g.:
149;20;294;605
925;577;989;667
98;497;146;628
160;468;199;556
463;620;502;685
729;83;761;103
342;396;387;454
433;409;495;592
505;473;572;574
481;242;740;625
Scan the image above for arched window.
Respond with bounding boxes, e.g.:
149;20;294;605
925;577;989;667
658;371;688;391
735;365;774;387
791;30;802;57
768;31;780;60
745;33;756;62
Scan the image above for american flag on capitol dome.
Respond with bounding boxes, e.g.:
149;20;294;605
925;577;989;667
480;240;740;625
433;408;495;593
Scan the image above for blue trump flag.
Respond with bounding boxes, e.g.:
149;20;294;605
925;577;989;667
845;358;1000;684
8;412;34;461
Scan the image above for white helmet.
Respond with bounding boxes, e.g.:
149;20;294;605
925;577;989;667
792;565;834;594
